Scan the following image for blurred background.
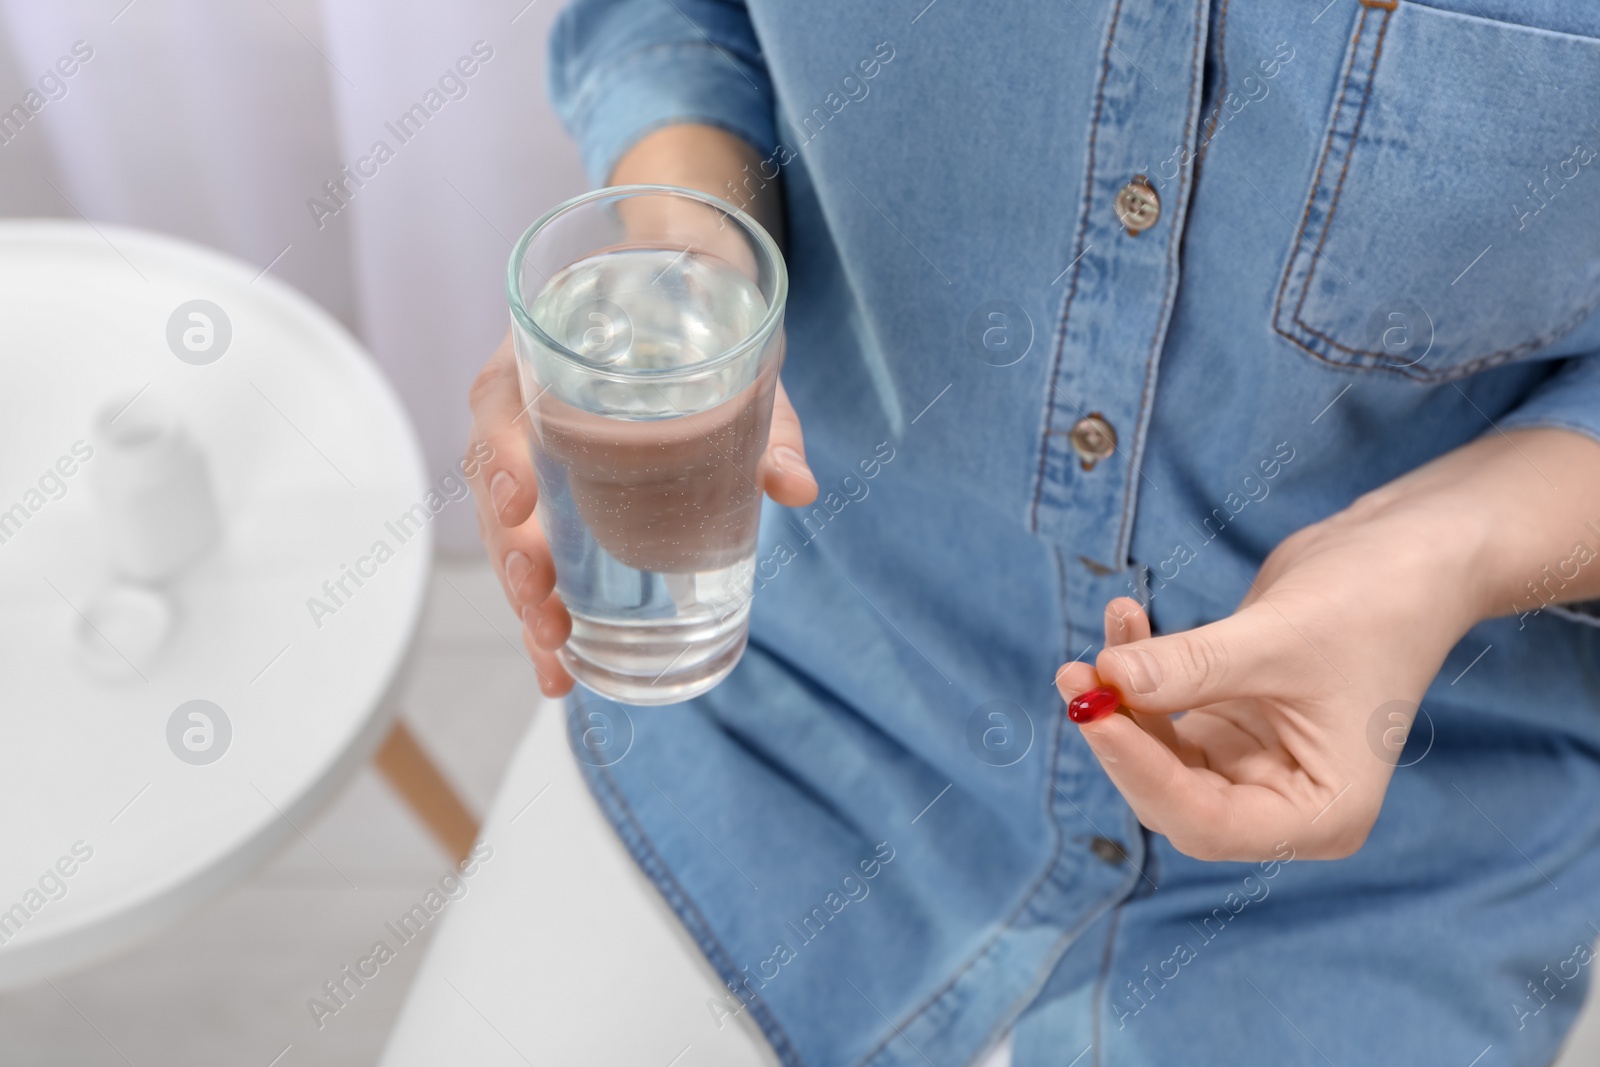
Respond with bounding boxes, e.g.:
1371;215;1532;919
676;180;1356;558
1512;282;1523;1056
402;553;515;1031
0;2;582;1063
0;0;586;554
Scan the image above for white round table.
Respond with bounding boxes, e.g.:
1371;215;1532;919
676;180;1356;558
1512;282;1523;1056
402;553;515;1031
0;220;431;989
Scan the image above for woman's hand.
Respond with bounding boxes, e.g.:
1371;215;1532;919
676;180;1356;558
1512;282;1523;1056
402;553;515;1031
467;332;817;697
468;123;805;697
1055;510;1474;861
1056;427;1600;862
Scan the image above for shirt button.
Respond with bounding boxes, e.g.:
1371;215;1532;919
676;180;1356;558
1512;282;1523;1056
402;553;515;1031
1068;413;1117;469
1089;837;1129;866
1114;177;1160;234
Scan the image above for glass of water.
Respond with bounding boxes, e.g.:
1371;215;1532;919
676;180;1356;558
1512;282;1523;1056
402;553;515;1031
507;185;787;706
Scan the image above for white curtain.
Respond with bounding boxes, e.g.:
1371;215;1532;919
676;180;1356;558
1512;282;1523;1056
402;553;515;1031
0;0;587;552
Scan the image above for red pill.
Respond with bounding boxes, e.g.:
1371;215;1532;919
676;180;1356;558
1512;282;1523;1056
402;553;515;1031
1068;685;1122;724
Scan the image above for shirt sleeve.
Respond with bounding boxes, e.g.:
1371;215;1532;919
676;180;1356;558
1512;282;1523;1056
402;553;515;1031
547;0;777;186
1497;353;1600;449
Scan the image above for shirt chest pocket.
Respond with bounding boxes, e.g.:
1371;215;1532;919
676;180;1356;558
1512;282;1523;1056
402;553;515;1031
1273;0;1600;382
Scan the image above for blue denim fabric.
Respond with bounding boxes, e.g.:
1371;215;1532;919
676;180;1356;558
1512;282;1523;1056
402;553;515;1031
548;1;1600;1064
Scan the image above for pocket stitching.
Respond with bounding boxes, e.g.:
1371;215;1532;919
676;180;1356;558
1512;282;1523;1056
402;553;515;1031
1294;279;1600;380
1270;4;1375;362
1274;1;1600;382
1288;6;1394;360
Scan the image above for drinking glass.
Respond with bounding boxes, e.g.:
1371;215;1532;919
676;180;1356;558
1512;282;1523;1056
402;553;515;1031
507;185;787;705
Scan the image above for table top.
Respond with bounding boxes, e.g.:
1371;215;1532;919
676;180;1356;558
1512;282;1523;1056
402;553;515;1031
0;220;431;989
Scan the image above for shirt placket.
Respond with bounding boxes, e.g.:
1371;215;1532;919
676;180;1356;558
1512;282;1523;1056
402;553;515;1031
1031;0;1212;655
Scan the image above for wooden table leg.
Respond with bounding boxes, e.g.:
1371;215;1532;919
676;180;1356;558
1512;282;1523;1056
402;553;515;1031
374;718;480;864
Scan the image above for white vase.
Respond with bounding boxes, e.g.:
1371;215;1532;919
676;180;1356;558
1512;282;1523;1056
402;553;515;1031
86;394;221;583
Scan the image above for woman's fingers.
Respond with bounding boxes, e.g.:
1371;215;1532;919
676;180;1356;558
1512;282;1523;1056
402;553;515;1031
469;333;566;621
1076;712;1308;861
760;369;818;508
1079;711;1373;861
503;546;556;607
1105;596;1150;646
1068;597;1375;860
1054;659;1100;698
1093;603;1297;716
1050;598;1148;702
477;478;557;618
1051;598;1150;693
468;333;540;529
524;596;572;652
1053;678;1241;855
519;595;574;696
521;621;574;697
1100;598;1182;752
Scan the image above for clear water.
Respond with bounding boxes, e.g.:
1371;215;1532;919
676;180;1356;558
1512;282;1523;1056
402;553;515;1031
526;248;775;705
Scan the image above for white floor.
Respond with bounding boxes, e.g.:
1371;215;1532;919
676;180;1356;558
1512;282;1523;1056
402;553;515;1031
0;556;545;1067
2;555;1598;1066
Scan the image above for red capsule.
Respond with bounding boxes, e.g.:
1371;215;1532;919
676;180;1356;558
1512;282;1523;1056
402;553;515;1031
1068;685;1122;724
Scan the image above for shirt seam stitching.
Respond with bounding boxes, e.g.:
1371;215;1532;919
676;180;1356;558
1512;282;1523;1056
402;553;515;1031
1114;0;1211;566
578;715;809;1067
1028;0;1128;534
854;544;1087;1065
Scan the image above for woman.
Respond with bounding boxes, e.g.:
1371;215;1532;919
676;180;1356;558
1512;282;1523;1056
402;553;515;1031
468;1;1600;1062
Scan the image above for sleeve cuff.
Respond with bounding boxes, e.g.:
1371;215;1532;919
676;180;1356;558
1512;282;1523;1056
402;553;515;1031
1496;354;1600;450
558;41;777;187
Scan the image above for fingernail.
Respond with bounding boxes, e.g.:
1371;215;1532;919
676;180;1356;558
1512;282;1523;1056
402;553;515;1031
771;445;814;483
505;551;531;598
1112;648;1162;695
1109;610;1128;642
490;471;517;519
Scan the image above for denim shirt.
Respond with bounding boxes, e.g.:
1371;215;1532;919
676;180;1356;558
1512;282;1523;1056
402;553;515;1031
548;2;1600;1064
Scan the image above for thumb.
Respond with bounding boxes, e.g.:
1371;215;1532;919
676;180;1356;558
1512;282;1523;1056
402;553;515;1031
761;374;817;507
1094;605;1289;714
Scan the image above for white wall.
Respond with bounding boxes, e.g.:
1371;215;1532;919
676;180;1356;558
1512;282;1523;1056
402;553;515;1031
0;0;588;552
